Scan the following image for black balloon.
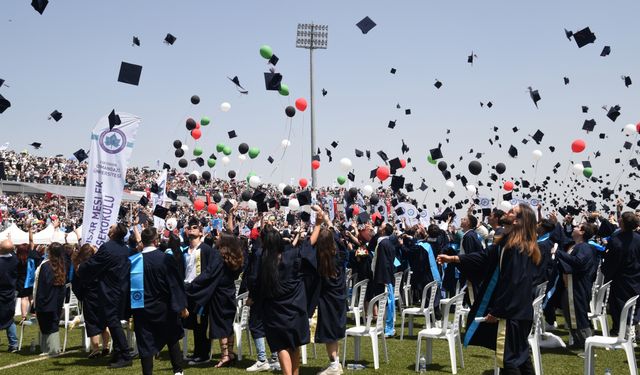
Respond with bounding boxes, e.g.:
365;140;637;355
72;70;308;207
241;190;253;202
285;105;296;118
202;171;211;180
437;161;448;171
349;187;358;198
178;158;188;168
190;95;200;105
186;118;196;130
495;162;506;174
174;148;184;158
442;170;451;180
213;193;222;203
228;170;236;179
468;160;482;175
238;143;249;154
283;185;294;196
188;174;197;183
173;140;182;149
369;195;379;205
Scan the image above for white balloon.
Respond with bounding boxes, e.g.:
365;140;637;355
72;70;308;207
500;201;513;211
181;145;189;152
466;185;477;194
247;200;257;210
362;185;374;196
339;158;353;172
288;198;300;211
220;102;231;112
624;123;636;135
191;170;200;178
281;139;291;148
238;154;247;162
165;218;177;231
445;180;455;190
573;163;584;173
249;175;261;188
278;183;287;193
532;149;543;161
221;156;231;165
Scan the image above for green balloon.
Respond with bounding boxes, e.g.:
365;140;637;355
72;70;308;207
193;146;203;156
583;167;593;178
260;45;273;59
278;84;289;96
246;171;256;183
201;116;210;126
248;147;260;159
337;176;346;185
216;143;225;152
207;158;216;168
427;155;437;165
222;145;232;156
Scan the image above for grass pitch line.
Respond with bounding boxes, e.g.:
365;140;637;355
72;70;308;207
0;349;80;370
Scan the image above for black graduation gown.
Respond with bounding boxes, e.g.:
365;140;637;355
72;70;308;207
246;245;266;338
458;244;536;369
78;240;131;325
602;231;640;329
372;237;396;286
132;249;187;358
555;242;595;330
35;262;66;334
533;237;554;288
461;231;484;302
187;248;241;339
406;238;431;297
258;245;310;352
71;270;106;337
0;253;18;329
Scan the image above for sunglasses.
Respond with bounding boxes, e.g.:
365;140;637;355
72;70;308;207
189;225;199;230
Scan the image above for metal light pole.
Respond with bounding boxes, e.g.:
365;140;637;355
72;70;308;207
296;23;328;188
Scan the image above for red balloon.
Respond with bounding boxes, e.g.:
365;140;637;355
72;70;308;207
376;166;390;181
295;98;308;112
400;159;407;168
352;205;360;216
311;160;320;170
194;199;205;211
371;212;382;224
299;178;308;188
191;128;202;140
195;122;201;129
571;139;586;153
503;181;514;191
207;203;218;215
636;122;640;134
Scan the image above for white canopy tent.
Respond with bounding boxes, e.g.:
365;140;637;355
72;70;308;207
0;224;81;245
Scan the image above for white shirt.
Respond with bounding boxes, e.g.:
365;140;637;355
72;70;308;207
184;243;201;283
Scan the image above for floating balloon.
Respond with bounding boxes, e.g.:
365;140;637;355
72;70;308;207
249;175;261;188
194;199;205;211
337;176;346;185
278;183;287;193
400;159;407;168
437;161;448;171
181;144;189;152
222;145;232;156
283;185;294;196
241;190;252;202
248;147;260;159
193;146;203;156
348;188;358;198
238;143;249;154
207;158;216;168
369;195;379;205
532;149;543;161
213;193;222;203
191;129;202;140
468;160;482;175
285;106;296;117
311;160;320;170
362;185;373;196
295;98;308;111
288;198;300;211
247;200;257;211
495;163;506;174
186;118;196;130
445;180;455;190
376;166;390;181
340;157;352;172
427;154;437;165
173;140;182;149
466;185;477;194
220;102;231;112
299;178;308;188
279;84;289;96
259;45;273;59
188;174;197;183
637;122;640;133
238;154;247;162
221;156;231;165
583;167;593;178
216;143;225;152
624;123;637;135
195;122;201;129
500;201;513;211
352;205;360;216
227;170;236;179
190;95;200;105
281;139;291;148
174;148;184;158
573;163;584;174
503;181;514;191
178;158;187;168
571;139;586;153
201;171;211;181
201;116;210;126
207;203;218;215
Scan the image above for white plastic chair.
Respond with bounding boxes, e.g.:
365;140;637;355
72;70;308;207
233;292;253;360
534;281;548;301
415;292;465;374
400;280;438;339
403;270;413;308
60;285;82;352
588;280;612;336
527;295;545;375
584;295;638;375
342;292;389;370
347;279;368;327
393;272;403;312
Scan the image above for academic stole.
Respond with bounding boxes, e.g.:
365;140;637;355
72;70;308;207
418;242;442;287
129;253;144;309
564;245;577;330
31;259;49;310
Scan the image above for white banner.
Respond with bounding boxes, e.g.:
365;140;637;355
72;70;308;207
325;196;335;221
82;112;141;247
394;202;420;227
152;170;167;229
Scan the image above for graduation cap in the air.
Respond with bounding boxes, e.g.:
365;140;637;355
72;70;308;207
31;0;48;14
508;145;518;158
389;158;402;174
563;77;570;85
30;142;42;149
152;205;169;220
582;119;596;132
430;147;443;160
532;130;544;144
330;141;338;148
390;68;397;74
49;110;62;122
365;150;371;160
377;150;389;163
569;27;596;48
164;33;177;45
267;156;274;164
401;140;409;154
296;190;312;206
348;172;355;182
228;76;248;94
528;87;541;108
600;46;611;57
622;75;632;88
108;109;121;130
322;88;328;96
264;72;282;91
73;149;88;163
434;80;443;89
628;198;640;210
222;200;234;213
467;51;477;65
132;36;140;46
228;130;237;139
388;120;396;129
606;105;621;122
582;106;589;113
192;157;204;167
167;191;178;201
268;54;279;66
138;195;149;206
624;141;632;150
405;109;411;115
356;16;376;34
118;62;143;86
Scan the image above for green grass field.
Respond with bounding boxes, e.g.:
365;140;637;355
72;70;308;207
0;314;637;374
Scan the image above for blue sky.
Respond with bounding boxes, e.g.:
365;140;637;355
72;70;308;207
1;0;639;209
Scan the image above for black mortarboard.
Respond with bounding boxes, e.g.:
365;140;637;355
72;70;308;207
582;160;592;168
348;172;355;182
369;169;377;179
139;196;149;206
630;158;639;168
405;183;414;193
267;156;274;164
528;87;541;108
549;146;556;152
563;77;570;85
430;147;443;160
532;130;544;144
503;192;513;201
331;141;338;148
118;62;142;86
405;109;411;115
163;162;171;170
356;16;376;34
108;109;121;130
622;75;632;88
297;190;312;206
49;110;62;122
228;130;237;139
389;158;402;174
487;101;493;108
388;120;396;129
600;46;611;57
434;80;443;89
118;205;129;220
390;175;405;191
419;182;428;191
221;200;233;213
377;150;388;162
390;68;396;74
132;36;140;46
624;141;632;150
508;145;518;158
357;212;371;225
268;54;279;66
73;149;88;162
228;76;248;94
153;205;169;220
512;126;519;133
263;72;282;91
599;133;606;139
164;33;177;45
167;191;178;201
31;0;48;14
571;27;596;48
322;88;327;96
582;119;596;132
467;52;476;65
355;149;364;158
193;157;204;167
402;140;410;154
606;105;621;122
0;94;10;114
251;189;267;203
582;106;589;113
30;142;42;149
299;211;311;223
628;198;640;209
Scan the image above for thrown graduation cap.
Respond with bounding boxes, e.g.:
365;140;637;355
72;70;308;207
405;109;411;115
31;0;48;14
570;27;596;48
228;76;248;94
564;77;570;85
430;147;443;160
390;175;405;191
356;16;376;34
296;190;312;206
389;158;402;174
388;120;396;129
118;62;142;86
228;130;237;139
193;157;204;167
331;141;338;148
582;106;589;113
153;205;169;220
49;110;62;122
401;140;409;154
532;130;544;144
30;142;42;149
138;195;149;206
606;105;621;122
73;149;88;162
267;156;274;164
366;150;371;160
622;75;632;88
508;145;518;158
528;87;541;108
108;109;121;130
164;33;177;45
467;51;477;65
132;36;140;46
582;119;596;132
600;46;611;57
377;150;389;162
355;149;364;158
268;54;279;66
264;72;282;91
390;68;396;74
322;88;327;96
434;80;443;89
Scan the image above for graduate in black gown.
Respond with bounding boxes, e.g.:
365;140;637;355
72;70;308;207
33;242;67;356
459;214;484;305
371;223;397;336
438;204;540;374
78;223;133;368
257;224;310;375
0;239;19;352
187;232;244;368
602;212;640;334
130;227;188;375
533;219;555;288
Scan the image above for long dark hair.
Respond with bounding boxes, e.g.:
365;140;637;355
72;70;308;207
47;242;66;286
497;205;541;265
259;224;284;297
16;244;29;264
216;233;244;271
72;244;95;271
316;227;337;278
